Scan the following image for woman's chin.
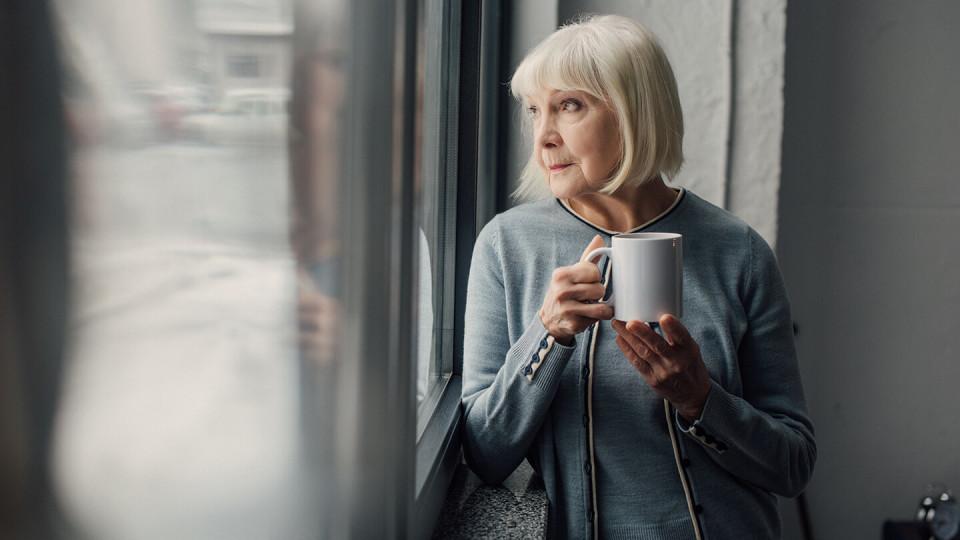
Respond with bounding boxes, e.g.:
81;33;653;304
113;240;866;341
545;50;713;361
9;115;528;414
549;181;591;200
548;175;586;199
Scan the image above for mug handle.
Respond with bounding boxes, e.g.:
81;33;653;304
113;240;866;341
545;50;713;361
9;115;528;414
584;247;614;307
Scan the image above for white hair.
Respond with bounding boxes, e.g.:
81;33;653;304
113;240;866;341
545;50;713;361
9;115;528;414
509;15;684;201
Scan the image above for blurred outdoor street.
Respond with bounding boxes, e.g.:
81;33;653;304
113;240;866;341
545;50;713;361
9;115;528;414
52;142;315;539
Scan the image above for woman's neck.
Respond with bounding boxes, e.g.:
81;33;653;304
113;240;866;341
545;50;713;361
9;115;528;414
564;176;679;233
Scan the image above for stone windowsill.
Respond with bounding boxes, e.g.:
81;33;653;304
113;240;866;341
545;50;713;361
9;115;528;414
433;460;548;539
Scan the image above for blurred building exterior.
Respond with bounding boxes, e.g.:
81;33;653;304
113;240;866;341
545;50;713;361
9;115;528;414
194;0;293;99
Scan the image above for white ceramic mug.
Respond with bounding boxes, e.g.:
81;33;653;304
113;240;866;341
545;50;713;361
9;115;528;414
585;232;683;322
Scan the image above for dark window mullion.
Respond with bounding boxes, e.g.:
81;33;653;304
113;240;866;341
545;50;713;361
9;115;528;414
439;0;461;378
476;0;507;230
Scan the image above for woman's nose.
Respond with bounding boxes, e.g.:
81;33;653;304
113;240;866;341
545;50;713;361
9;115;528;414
535;117;562;149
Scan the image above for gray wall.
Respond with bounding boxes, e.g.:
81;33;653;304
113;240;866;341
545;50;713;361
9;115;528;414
779;1;960;538
505;0;559;208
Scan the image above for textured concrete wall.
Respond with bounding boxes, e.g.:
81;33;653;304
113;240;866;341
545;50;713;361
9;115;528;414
727;0;787;248
507;0;786;248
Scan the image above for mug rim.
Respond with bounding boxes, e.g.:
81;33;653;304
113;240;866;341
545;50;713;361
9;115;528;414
614;232;681;240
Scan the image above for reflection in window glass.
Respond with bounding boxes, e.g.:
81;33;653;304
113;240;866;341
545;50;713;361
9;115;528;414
415;0;445;417
50;0;314;538
414;0;429;413
288;0;348;535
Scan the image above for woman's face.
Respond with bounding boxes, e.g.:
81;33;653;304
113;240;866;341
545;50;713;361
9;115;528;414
525;88;621;198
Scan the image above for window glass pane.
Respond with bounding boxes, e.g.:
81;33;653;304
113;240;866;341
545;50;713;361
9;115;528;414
50;0;315;538
415;0;445;416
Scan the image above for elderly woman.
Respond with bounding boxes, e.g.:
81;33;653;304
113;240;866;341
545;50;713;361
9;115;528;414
461;15;816;540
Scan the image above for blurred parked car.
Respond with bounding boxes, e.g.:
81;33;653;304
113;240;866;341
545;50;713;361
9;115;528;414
180;89;289;145
134;85;213;141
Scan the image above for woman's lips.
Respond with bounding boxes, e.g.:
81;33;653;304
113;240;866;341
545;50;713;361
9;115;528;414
549;163;572;172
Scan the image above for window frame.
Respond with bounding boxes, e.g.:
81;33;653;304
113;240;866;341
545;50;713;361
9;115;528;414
411;0;506;537
7;0;505;536
410;0;471;537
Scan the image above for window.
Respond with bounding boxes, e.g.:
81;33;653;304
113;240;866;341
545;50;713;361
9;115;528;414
14;0;492;537
226;54;261;78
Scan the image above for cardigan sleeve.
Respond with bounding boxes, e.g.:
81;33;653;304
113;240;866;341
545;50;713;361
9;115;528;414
461;219;576;485
676;229;817;497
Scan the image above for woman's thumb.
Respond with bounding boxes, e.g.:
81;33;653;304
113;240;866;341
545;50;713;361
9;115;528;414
579;234;605;263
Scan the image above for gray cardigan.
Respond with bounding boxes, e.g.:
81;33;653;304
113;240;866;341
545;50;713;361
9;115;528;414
461;189;816;539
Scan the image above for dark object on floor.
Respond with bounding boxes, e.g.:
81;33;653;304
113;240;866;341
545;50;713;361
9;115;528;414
883;521;929;540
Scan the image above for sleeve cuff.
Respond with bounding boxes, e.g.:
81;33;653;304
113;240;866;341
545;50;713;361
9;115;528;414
675;380;729;454
511;316;576;391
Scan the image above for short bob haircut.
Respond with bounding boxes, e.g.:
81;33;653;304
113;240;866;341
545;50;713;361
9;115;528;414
510;15;684;201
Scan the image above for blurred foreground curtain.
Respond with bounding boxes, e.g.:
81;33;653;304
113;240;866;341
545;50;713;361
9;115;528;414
0;1;70;538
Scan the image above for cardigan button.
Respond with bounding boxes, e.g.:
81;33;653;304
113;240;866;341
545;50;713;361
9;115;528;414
587;509;594;522
539;338;548;349
581;365;590;378
693;425;705;437
583;461;592;474
523;365;532;376
716;442;728;452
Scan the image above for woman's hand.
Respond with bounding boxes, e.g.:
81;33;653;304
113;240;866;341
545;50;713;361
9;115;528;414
611;315;711;421
298;268;341;367
539;235;615;346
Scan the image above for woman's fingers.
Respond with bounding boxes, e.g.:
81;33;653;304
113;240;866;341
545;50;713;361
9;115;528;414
556;282;607;302
553;261;603;285
566;301;614;321
540;235;609;342
659;314;692;347
611;319;650;357
548;302;613;337
614;318;709;416
579;234;605;262
626;319;674;360
615;335;653;377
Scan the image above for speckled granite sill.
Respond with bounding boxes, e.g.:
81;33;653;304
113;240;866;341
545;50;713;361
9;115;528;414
432;460;548;539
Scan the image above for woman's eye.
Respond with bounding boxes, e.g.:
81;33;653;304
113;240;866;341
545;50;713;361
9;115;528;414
526;106;538;117
561;99;582;112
